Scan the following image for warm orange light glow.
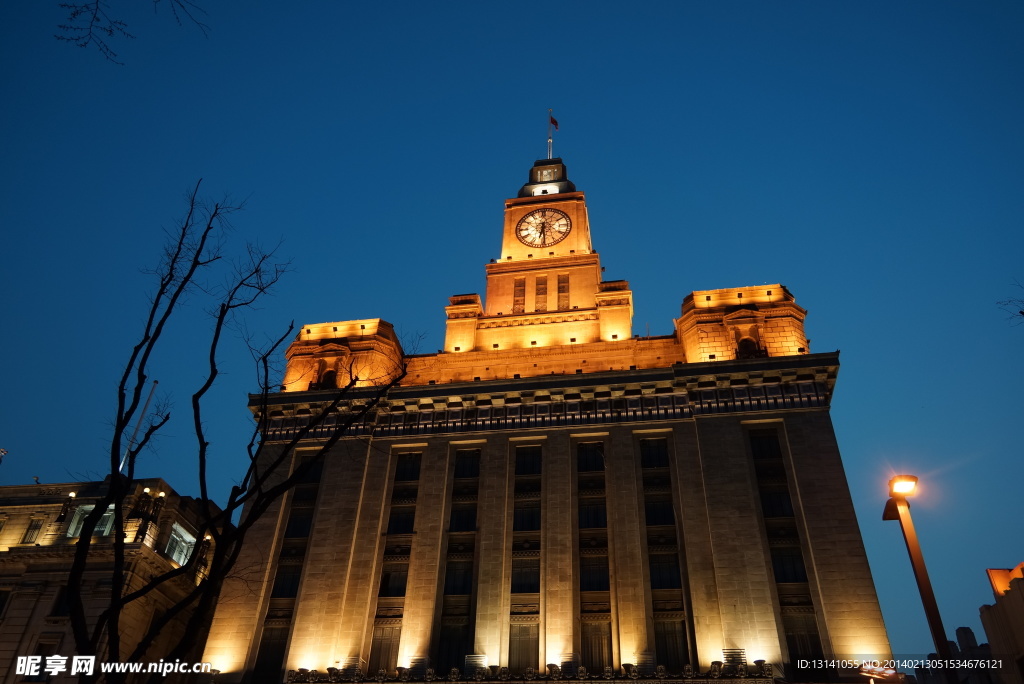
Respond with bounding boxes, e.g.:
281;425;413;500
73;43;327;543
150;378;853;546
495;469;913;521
143;487;150;494
987;564;1024;597
68;491;76;498
889;475;918;497
158;491;167;497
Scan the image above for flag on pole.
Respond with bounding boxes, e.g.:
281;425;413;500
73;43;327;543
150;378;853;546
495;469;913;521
549;114;559;130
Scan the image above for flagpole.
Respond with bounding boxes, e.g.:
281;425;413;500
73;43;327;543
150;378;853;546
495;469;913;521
547;108;553;159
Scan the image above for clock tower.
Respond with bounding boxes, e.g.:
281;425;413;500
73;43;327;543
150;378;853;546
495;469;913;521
204;152;892;684
444;158;633;353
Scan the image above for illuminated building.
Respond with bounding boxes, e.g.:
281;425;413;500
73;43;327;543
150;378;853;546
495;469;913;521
0;478;215;681
981;564;1024;684
202;157;891;683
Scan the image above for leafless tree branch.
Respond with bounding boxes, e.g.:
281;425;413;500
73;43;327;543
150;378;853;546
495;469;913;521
64;180;405;682
998;281;1024;325
56;0;208;64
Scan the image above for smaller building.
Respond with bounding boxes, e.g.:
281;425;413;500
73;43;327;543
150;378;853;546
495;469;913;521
0;478;217;683
981;564;1024;684
913;627;994;684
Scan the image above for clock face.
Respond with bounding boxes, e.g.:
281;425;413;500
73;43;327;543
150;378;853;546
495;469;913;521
515;208;572;247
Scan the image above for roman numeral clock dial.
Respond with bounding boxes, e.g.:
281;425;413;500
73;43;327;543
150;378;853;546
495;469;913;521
515;208;572;247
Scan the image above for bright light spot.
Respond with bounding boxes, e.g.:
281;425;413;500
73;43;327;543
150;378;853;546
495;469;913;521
889;475;918;496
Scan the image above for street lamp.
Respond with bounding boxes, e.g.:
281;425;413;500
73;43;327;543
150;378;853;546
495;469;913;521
882;475;955;684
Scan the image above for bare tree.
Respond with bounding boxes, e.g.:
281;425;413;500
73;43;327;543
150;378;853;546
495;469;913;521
65;180;406;682
56;0;209;64
998;281;1024;324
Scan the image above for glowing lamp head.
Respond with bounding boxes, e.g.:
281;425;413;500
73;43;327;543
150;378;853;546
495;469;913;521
68;491;76;498
158;491;166;498
889;475;918;497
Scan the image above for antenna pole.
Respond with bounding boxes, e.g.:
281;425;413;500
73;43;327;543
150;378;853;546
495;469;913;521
119;380;158;474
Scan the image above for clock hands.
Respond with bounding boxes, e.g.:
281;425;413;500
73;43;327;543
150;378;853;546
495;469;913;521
515;208;571;247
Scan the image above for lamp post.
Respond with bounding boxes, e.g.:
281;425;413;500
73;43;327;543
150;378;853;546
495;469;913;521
882;475;956;684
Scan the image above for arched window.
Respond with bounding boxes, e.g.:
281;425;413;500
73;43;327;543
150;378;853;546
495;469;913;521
737;337;763;359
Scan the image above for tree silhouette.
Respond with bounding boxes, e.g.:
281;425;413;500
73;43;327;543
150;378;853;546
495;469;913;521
64;180;406;682
56;0;208;64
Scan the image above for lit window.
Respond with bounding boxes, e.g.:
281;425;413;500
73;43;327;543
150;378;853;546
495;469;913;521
66;505;115;537
165;523;197;565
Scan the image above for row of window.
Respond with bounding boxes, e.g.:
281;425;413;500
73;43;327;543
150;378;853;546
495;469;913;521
1;506;196;565
389;439;666;484
748;429;822;673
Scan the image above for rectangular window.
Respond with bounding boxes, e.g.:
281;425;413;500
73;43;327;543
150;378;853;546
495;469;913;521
164;523;197;565
535;275;548;312
292;484;319;503
284;510;313;538
640;438;670;468
653;621;688;671
295;455;324;484
577;442;605;472
454;449;481;478
649;553;682;589
515;445;543;476
24;640;59;682
581;622;612;673
252;625;291;684
557;274;570;310
387;507;416;535
644;499;675;526
368;624;402;676
513;503;541;531
394;453;422;482
443;561;473;595
0;589;10;619
771;548;808;583
578;501;607;529
749;430;783;459
449;504;477;532
508;624;539;674
760;489;795;518
513;277;526;314
378;564;409;597
783;615;825;681
271;564;302;598
21;519;44;544
511;558;540;593
67;506;115;537
580;556;610;591
437;623;473;673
